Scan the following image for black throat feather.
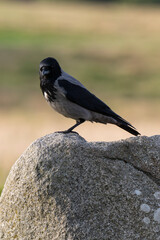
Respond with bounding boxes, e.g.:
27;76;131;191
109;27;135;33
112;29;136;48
40;82;57;102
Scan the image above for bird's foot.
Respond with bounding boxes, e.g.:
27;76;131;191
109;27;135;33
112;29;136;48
55;130;79;135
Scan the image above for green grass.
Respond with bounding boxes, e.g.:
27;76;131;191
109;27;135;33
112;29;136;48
0;2;160;101
0;187;3;196
0;29;160;100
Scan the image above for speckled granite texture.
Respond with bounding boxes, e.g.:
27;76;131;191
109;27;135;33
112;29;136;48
0;133;160;240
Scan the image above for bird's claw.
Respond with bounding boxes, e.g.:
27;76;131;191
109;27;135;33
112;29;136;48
55;130;79;135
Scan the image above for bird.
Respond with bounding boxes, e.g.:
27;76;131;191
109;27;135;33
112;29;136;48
39;57;140;136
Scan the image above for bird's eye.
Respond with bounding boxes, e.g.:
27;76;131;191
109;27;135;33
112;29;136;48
40;66;51;72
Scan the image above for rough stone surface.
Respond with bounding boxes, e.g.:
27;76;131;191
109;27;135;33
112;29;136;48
0;133;160;240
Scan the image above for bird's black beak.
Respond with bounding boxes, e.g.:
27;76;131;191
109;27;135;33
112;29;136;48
42;69;50;77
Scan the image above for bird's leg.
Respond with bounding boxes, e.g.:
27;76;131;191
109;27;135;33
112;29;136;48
62;119;85;134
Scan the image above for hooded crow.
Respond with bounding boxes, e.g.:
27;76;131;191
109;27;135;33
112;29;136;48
39;57;140;136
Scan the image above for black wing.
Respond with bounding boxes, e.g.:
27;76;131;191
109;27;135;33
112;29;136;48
59;80;126;120
58;79;140;136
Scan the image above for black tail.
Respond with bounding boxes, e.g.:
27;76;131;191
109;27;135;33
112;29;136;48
103;105;140;136
113;114;140;136
118;123;140;136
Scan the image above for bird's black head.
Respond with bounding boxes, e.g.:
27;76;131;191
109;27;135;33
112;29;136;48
39;57;62;84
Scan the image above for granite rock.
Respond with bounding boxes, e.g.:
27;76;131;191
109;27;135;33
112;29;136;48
0;133;160;240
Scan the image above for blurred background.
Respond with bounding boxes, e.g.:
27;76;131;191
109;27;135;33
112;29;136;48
0;0;160;192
